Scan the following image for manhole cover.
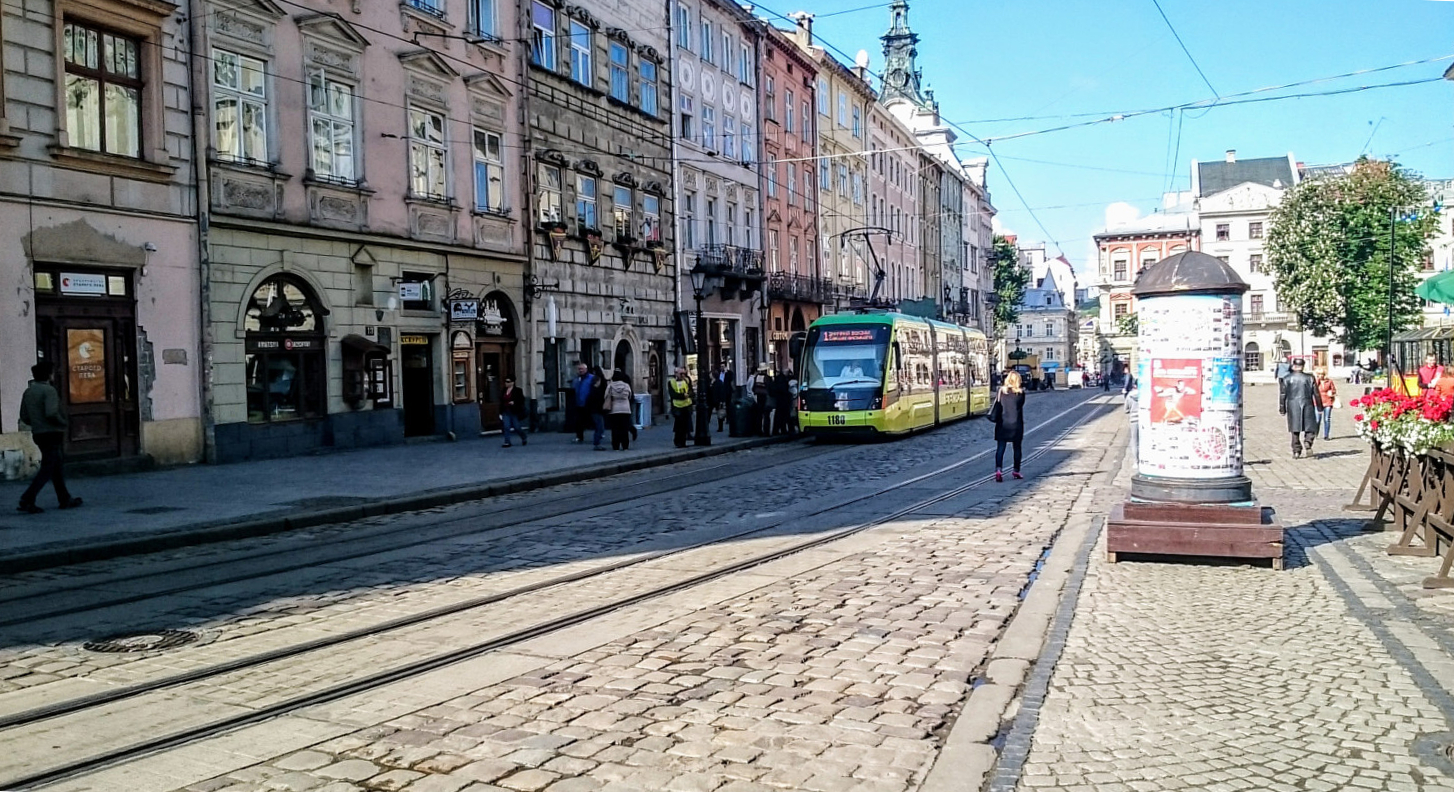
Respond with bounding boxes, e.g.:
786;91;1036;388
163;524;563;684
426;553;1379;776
125;506;185;515
84;629;199;653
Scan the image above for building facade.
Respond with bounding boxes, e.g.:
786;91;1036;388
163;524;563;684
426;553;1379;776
963;162;994;332
528;0;675;420
191;0;529;461
1093;212;1199;379
759;23;824;371
1014;269;1074;383
672;0;763;384
868;102;921;304
1;0;203;478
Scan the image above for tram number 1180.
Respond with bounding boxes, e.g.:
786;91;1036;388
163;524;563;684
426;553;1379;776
827;414;847;426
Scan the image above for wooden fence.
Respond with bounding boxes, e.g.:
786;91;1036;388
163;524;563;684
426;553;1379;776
1354;445;1454;588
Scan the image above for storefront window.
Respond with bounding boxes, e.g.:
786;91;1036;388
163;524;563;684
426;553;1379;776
244;275;326;423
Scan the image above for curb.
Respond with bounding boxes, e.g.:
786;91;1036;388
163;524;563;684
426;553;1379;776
0;435;792;575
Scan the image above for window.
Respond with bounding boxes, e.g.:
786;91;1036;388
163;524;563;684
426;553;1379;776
569;21;592;84
575;174;597;231
531;2;557;69
802;102;811;143
1112;302;1128;320
675;3;691;49
739;44;752;84
473;129;504;213
837;163;848;196
640;60;658;116
1250;294;1264;318
820;159;829;190
683;192;696;248
818;79;829;115
837;91;847;126
612;184;632;239
1044;320;1054;336
1249;221;1263;240
407;0;444;16
786;163;796;204
1113;258;1128;281
722;116;736;159
1250;253;1263;273
1140;253;1158;272
802;166;812;208
680;95;694;140
726;202;737;245
643;194;661;242
407;107;447;200
744;208;754;248
700;20;713;63
64;22;141;158
765;77;776;122
212;49;267;163
785;89;794;133
472;0;497;38
766;156;777;198
538;163;562;223
244;276;326;424
1244;342;1262;371
706;197;717;244
1215;223;1230;241
701;105;715;149
722;32;731;70
308;71;353;181
399;271;436;311
851;105;861;138
1217;255;1230;265
609;42;629;101
770;229;779;270
852;171;863;205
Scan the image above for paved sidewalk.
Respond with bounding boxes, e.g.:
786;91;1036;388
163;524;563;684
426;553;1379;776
0;423;777;573
999;384;1454;790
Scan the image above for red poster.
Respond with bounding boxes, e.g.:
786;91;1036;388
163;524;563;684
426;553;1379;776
1148;358;1202;425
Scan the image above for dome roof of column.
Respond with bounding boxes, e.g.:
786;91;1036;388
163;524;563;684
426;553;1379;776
1131;250;1249;297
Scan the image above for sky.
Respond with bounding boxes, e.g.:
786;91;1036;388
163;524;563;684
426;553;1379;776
785;0;1454;282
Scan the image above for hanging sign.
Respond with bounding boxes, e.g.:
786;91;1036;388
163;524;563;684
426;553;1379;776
585;232;604;264
398;282;425;301
449;299;480;322
548;227;567;260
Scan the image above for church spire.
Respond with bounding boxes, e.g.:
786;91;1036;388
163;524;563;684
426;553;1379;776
880;0;928;108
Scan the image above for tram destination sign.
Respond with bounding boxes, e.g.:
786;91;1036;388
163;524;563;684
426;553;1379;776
821;329;878;343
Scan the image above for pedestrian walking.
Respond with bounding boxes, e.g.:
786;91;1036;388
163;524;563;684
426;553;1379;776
570;362;594;443
1274;355;1292;383
500;377;528;447
17;362;81;514
989;370;1027;483
1280;359;1323;459
770;368;791;435
669;367;694;448
752;364;772;436
605;371;634;451
710;362;732;432
587;365;608;450
785;368;800;435
1313;366;1337;441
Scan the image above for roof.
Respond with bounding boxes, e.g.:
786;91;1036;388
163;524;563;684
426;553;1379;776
1095;211;1199;239
1195;156;1295;198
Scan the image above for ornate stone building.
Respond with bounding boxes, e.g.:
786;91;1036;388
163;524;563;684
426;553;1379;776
526;0;675;420
1;0;204;477
192;0;529;461
671;0;763;383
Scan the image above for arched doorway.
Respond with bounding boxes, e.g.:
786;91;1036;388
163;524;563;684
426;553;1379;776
243;275;327;426
476;292;518;432
614;339;635;386
790;308;806;332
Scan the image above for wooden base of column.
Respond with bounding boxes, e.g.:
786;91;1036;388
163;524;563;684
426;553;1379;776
1107;501;1284;569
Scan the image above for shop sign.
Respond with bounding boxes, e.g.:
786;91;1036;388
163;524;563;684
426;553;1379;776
400;334;430;346
398;282;425;301
770;331;791;341
66;328;107;403
449;299;480;322
247;337;320;352
480;299;506;335
59;273;107;296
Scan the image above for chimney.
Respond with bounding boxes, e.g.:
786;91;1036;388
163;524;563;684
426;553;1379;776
853;49;870;82
1225;149;1236;163
790;12;813;47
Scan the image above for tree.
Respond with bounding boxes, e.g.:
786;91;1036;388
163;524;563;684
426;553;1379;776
991;234;1030;334
1265;158;1438;355
1116;313;1138;337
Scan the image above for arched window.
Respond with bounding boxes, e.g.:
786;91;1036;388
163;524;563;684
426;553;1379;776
1244;341;1262;371
244;275;327;423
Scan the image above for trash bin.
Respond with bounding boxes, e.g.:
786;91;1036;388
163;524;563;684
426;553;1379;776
633;394;651;430
730;395;757;437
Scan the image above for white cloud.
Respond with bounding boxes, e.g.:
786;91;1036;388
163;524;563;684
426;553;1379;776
1104;201;1141;228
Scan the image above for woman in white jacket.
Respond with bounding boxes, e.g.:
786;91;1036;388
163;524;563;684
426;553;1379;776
605;371;635;451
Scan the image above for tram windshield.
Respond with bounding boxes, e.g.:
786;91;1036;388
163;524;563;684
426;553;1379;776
804;325;888;389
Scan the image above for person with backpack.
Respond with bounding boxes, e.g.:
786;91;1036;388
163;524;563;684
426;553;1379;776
605;371;635;451
499;376;528;447
989;371;1027;483
752;364;772;436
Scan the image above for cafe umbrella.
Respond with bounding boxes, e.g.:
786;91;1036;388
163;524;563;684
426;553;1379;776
1416;270;1454;306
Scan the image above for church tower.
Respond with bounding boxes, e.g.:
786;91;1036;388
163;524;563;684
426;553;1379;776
879;0;929;109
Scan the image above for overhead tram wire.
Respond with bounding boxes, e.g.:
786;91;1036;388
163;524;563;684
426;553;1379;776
1150;0;1219;99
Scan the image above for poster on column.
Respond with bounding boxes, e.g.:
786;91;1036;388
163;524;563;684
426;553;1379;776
1136;294;1243;479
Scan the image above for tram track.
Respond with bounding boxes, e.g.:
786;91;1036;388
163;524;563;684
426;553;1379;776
0;394;1111;791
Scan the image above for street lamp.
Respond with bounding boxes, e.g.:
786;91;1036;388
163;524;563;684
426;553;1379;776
690;264;713;446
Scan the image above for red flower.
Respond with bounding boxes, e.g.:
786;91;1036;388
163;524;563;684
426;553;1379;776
1355;413;1365;422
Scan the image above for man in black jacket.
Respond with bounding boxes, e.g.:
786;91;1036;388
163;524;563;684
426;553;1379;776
1280;359;1324;459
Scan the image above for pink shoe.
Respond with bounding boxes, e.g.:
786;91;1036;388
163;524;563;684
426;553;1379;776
1012;470;1023;480
995;470;1003;483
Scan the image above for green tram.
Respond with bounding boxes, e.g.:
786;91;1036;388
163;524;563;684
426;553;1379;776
798;312;992;436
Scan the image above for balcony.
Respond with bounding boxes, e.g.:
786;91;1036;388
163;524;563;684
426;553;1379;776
768;273;833;305
696;244;765;281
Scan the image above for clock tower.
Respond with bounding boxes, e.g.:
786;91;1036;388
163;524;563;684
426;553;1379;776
880;0;929;109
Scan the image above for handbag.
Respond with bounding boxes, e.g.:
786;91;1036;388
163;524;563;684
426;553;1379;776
989;398;1003;424
1333;397;1341;409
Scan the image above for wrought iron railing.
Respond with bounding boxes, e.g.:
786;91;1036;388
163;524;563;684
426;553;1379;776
767;273;833;304
697;244;766;278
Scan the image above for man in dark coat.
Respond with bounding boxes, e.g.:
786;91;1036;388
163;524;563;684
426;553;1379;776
1280;359;1323;458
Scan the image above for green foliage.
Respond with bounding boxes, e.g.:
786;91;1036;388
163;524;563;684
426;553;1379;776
991;235;1030;334
1116;313;1138;337
1265;158;1438;353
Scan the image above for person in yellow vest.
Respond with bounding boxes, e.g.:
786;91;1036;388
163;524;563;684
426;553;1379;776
669;367;694;448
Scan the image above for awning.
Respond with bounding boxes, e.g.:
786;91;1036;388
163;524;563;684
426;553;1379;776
341;334;390;355
1041;362;1061;370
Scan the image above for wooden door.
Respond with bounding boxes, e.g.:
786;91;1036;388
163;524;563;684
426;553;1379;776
36;307;139;460
476;343;515;431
